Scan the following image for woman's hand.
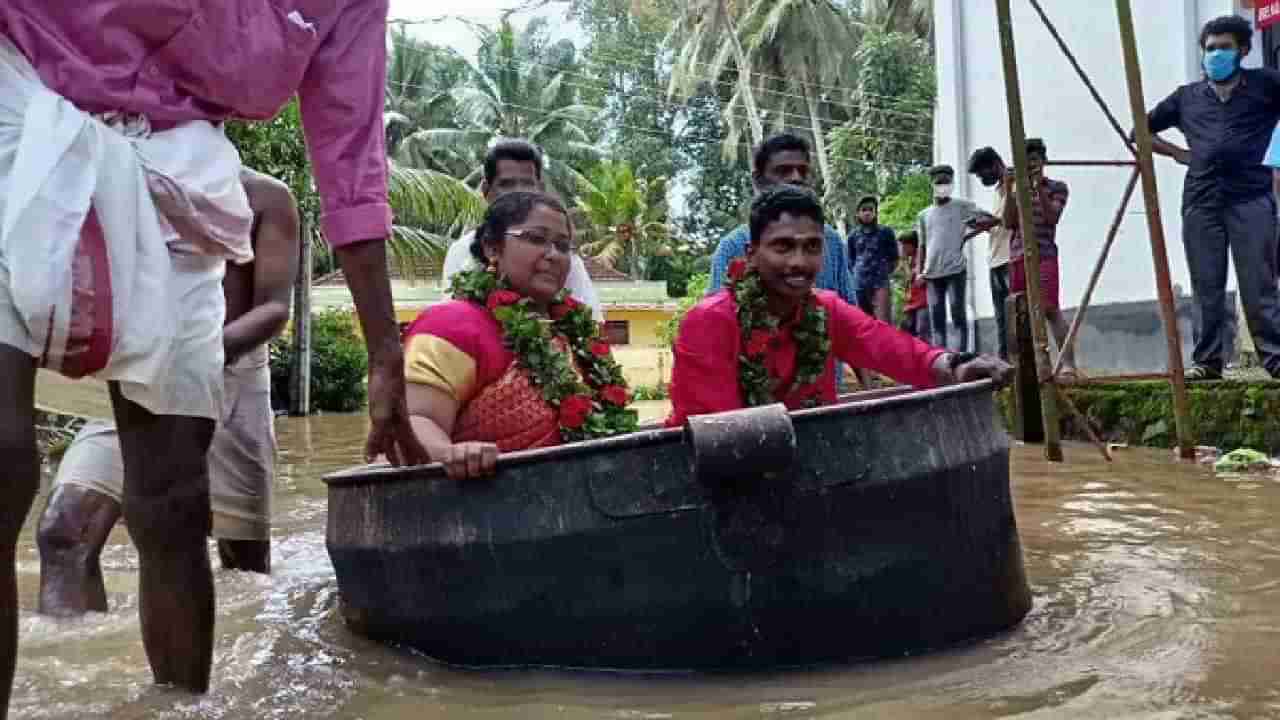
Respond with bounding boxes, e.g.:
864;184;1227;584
439;442;500;480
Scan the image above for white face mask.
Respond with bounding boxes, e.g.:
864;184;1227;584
934;183;954;200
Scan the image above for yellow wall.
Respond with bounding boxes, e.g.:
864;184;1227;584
603;308;667;347
604;308;674;388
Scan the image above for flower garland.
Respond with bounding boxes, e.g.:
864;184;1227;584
450;268;639;441
727;258;830;409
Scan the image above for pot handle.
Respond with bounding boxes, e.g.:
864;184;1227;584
684;404;797;486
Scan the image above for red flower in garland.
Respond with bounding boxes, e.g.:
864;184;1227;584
558;394;594;429
550;295;581;320
601;384;630;406
728;258;748;282
590;340;612;358
486;290;522;311
746;329;774;357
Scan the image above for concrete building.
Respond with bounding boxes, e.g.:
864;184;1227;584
933;0;1275;372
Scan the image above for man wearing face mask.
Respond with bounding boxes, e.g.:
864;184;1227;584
1143;15;1280;381
915;165;979;351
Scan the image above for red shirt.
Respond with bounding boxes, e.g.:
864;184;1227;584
666;290;946;427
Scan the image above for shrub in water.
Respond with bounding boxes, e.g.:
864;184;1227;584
269;309;369;413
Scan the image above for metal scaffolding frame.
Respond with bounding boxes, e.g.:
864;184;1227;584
994;0;1196;462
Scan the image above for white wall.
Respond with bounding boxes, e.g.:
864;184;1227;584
934;0;1258;331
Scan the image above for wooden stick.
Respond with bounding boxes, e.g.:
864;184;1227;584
1114;0;1196;460
996;0;1063;462
1053;385;1114;462
1052;167;1140;378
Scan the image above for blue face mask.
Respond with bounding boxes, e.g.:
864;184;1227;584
1203;48;1239;82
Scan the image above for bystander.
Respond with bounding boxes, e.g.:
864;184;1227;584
1144;15;1280;381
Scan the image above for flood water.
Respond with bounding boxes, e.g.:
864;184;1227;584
9;414;1280;719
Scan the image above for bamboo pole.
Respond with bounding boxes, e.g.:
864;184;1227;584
1052;168;1140;378
1114;0;1196;460
1027;0;1136;155
289;219;313;417
995;0;1063;462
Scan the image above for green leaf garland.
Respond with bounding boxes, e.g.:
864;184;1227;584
450;269;639;441
726;259;830;410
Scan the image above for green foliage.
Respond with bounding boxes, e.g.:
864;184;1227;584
309;311;370;413
827;29;935;205
569;0;682;181
879;173;932;232
676;91;754;249
1000;381;1280;454
386;164;487;271
879;173;931;324
227;97;480;275
575;161;671;278
656;247;712;297
226;101;319;233
385;27;472;162
659;272;710;347
630;384;671;401
269;310;369;414
397;17;603;200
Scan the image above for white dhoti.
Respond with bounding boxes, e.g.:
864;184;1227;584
0;36;252;421
54;346;276;541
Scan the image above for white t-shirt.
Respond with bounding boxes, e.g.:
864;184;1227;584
440;230;605;321
988;185;1012;269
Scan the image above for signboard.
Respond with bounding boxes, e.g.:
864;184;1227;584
1260;0;1280;30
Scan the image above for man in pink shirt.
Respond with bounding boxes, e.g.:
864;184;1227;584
667;186;1012;428
0;2;428;709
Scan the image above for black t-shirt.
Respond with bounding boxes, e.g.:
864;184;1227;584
1148;68;1280;208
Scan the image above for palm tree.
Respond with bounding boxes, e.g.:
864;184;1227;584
384;164;487;278
666;0;764;149
737;0;858;210
384;27;469;165
396;17;604;197
575;161;671;280
667;0;858;219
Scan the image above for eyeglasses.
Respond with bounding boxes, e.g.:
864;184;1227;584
505;229;575;255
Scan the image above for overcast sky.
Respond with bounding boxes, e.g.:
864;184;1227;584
388;0;575;60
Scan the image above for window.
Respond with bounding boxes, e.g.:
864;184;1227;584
603;320;630;345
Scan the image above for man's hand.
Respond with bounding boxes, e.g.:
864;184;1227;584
1172;147;1191;167
438;441;500;480
334;239;431;467
955;355;1014;388
932;353;1014;389
365;344;431;467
